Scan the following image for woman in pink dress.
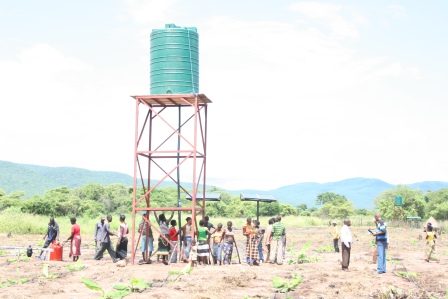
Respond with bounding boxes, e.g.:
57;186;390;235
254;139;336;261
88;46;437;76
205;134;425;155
66;217;81;262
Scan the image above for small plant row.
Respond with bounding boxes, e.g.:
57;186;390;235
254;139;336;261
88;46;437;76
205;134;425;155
82;277;152;299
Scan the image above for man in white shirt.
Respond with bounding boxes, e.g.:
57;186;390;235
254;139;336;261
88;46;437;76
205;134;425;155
340;219;352;271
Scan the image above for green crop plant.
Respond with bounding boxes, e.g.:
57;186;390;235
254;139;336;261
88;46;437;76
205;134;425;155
0;280;9;288
286;241;319;264
0;250;6;256
41;264;59;279
7;269;30;285
397;271;419;278
67;259;86;271
113;278;152;292
82;277;131;299
314;245;333;253
272;274;302;293
7;256;30;263
410;239;419;246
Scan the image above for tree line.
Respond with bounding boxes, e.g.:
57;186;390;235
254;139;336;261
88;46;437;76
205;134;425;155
0;184;446;220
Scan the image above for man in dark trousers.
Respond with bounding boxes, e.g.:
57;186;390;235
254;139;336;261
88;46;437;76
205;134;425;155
340;219;352;271
93;215;118;263
37;217;60;259
94;216;105;260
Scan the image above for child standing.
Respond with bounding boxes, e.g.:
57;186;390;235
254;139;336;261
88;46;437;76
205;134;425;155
254;220;264;263
168;219;179;263
188;239;198;267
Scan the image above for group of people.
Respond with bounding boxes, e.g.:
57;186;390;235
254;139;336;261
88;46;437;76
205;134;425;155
93;215;129;263
332;213;439;274
38;217;82;262
39;214;130;263
136;213;287;267
332;214;388;274
243;215;286;265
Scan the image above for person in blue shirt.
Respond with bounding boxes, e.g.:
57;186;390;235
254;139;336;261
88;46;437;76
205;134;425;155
372;214;387;274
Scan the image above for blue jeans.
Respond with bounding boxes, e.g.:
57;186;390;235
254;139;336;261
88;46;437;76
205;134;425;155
377;241;387;273
258;242;264;261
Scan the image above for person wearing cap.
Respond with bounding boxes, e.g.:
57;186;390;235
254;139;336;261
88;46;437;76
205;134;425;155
94;216;106;260
182;217;193;262
332;221;340;253
138;212;153;264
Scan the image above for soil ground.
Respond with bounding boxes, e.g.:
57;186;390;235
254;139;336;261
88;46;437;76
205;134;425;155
0;226;447;299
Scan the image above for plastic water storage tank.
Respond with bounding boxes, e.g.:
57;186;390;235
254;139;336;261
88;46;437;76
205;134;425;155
150;24;199;95
395;195;403;206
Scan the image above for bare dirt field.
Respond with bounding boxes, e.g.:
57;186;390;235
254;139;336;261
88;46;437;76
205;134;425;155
0;226;447;299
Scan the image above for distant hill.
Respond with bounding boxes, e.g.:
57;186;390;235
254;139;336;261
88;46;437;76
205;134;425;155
1;160;448;209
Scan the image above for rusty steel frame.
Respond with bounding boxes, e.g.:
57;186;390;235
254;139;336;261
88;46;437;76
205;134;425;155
130;94;211;265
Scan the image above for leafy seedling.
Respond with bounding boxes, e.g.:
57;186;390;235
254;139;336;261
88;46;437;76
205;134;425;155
7;269;30;285
114;278;152;292
82;277;131;299
7;256;30;263
272;274;303;293
410;239;419;246
0;281;9;288
67;259;86;271
41;264;59;279
0;250;7;256
397;271;419;278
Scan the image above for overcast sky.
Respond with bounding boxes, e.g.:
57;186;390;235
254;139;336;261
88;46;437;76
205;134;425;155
1;1;447;190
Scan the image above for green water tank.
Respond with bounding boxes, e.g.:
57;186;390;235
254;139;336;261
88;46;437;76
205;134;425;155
395;195;403;206
150;24;199;95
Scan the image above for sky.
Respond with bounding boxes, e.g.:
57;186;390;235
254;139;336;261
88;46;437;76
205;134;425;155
1;1;448;191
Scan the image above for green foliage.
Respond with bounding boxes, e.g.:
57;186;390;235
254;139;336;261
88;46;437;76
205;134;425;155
41;264;59;279
280;203;297;216
113;278;152;292
67;259;87;271
7;269;29;285
272;274;302;293
425;189;448;220
0;281;9;288
410;239;419;246
374;185;426;219
82;277;131;299
397;271;419;278
286;241;319;264
316;192;347;206
314;192;355;218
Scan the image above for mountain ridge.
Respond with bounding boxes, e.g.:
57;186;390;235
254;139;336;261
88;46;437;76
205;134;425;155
1;160;448;209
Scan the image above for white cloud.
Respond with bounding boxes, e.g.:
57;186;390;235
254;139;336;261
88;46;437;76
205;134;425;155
122;0;180;26
387;4;408;19
288;2;368;38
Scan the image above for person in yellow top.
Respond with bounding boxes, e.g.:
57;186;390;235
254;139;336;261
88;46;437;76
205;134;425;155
332;222;340;253
211;223;224;265
425;223;438;262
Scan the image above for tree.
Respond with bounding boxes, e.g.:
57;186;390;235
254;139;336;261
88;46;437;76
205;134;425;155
317;199;355;219
316;192;347;206
374;185;425;220
425;188;448;220
280;203;297;216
